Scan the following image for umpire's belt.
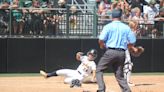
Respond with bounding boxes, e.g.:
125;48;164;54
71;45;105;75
108;47;125;51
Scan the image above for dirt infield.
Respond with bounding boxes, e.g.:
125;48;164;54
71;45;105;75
0;74;164;92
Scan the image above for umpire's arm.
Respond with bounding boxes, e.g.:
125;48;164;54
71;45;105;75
98;40;106;49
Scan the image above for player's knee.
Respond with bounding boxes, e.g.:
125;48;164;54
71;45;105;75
64;78;71;84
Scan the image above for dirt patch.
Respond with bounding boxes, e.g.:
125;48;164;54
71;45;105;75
0;75;163;92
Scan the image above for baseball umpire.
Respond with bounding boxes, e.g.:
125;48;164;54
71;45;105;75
96;8;138;92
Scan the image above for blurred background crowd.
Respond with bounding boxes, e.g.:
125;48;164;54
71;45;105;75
0;0;163;38
0;0;65;36
96;0;164;38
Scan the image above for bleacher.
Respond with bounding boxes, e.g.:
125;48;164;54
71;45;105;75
0;0;163;38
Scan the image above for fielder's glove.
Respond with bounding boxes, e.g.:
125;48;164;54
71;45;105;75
129;46;144;57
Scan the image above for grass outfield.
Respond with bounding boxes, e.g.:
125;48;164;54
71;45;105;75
0;72;164;77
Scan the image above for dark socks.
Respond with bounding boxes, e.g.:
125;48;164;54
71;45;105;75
47;71;58;77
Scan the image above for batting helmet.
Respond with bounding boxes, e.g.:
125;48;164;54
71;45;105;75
87;49;98;60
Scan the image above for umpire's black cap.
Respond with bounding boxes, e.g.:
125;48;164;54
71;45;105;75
112;8;122;18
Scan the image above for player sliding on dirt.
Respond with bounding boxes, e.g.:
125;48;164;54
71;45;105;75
40;49;97;88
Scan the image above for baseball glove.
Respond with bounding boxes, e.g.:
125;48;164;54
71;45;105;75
70;79;81;88
129;46;144;57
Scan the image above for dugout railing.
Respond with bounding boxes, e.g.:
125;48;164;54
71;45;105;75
0;6;163;38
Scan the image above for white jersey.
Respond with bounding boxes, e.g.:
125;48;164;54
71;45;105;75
76;56;96;77
144;5;158;24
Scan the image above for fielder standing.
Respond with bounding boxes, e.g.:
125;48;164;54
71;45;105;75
124;49;135;86
96;8;137;92
124;21;138;86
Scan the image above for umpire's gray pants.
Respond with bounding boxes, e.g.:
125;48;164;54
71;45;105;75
96;49;131;92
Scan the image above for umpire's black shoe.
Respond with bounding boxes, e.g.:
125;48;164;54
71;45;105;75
96;90;105;92
70;79;81;88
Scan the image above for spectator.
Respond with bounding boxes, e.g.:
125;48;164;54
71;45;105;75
143;0;159;38
69;5;78;29
96;0;103;9
97;1;104;15
122;4;133;20
131;7;145;37
111;0;128;12
0;1;10;35
0;1;10;9
11;0;25;35
131;0;148;12
111;1;123;10
132;7;144;24
154;7;164;37
98;1;112;23
22;0;33;35
54;0;66;22
29;0;44;36
57;0;66;13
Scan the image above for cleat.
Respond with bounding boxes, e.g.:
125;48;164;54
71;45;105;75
40;70;48;78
